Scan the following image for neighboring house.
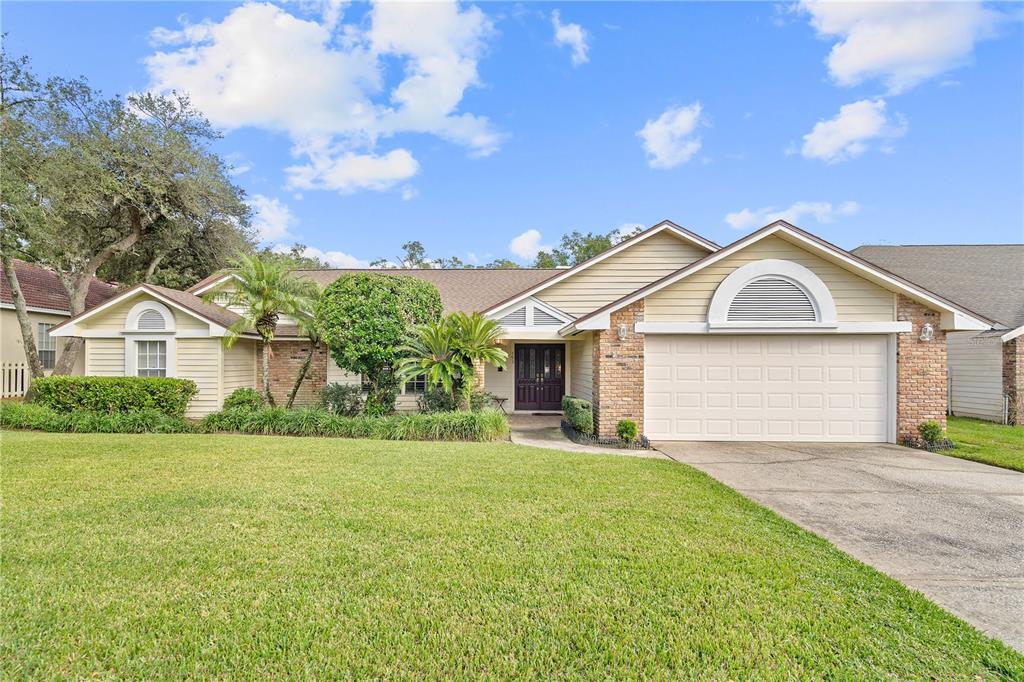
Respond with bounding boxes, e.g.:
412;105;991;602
51;220;993;443
0;260;119;394
853;244;1024;424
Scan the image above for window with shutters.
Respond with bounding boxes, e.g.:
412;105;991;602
726;277;817;322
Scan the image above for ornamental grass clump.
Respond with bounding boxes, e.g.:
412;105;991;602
0;402;193;434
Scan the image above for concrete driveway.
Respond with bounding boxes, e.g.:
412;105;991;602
655;441;1024;652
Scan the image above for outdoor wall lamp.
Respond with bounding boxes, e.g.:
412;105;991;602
616;323;629;341
919;323;934;342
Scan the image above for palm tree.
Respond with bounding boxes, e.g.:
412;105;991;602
285;316;321;409
397;312;507;409
207;254;319;406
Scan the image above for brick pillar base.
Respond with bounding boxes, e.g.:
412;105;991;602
592;301;645;438
257;340;329;406
1004;338;1023;425
473;359;486;391
896;296;947;441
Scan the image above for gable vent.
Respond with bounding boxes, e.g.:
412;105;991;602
137;309;167;330
499;306;527;326
727;277;816;322
533;309;563;326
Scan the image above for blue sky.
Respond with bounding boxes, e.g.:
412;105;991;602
5;1;1022;267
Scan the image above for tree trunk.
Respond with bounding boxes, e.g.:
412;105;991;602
261;342;275;407
285;343;316;409
143;251;165;283
1;254;46;382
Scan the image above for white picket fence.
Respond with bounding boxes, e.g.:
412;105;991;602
1;362;29;398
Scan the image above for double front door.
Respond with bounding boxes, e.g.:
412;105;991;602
515;344;565;411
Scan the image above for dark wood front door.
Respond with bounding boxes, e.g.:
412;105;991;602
515;344;565;411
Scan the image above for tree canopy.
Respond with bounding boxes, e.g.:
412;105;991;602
533;227;642;268
316;273;442;415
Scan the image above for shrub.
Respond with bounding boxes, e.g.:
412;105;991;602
317;273;442;415
319;382;364;416
918;420;943;446
0;401;193;434
223;387;265;411
200;406;509;441
31;376;198;416
419;386;459;413
563;397;594;436
616;419;639;443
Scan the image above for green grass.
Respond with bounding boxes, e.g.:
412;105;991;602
947;416;1024;472
2;433;1021;679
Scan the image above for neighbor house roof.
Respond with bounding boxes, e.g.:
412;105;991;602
852;244;1024;331
0;260;119;314
189;267;564;316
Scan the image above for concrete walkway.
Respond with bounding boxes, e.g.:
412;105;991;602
656;440;1024;652
508;414;668;459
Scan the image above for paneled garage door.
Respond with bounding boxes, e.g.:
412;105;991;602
645;335;889;442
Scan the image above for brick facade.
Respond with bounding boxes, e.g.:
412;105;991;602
257;340;329;406
592;300;645;438
895;295;948;441
1004;337;1024;425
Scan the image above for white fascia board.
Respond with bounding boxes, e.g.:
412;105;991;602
577;223;993;331
940;311;991;332
481;222;716;316
497;329;566;340
1001;325;1024;342
191;273;242;296
0;303;71;316
635;321;912;334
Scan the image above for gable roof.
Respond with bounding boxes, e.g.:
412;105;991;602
0;260;119;314
565;220;995;333
50;282;243;335
480;220;719;316
852;244;1024;331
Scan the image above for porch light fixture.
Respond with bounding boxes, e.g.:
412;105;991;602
919;323;934;342
616;323;629;341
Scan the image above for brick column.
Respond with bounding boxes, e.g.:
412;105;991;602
257;340;329;406
473;359;486;391
895;296;947;441
1003;338;1023;425
592;300;645;438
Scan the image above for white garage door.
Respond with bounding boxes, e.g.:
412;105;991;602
645;335;889;442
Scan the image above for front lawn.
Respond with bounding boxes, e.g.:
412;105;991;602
947;416;1024;472
2;433;1020;679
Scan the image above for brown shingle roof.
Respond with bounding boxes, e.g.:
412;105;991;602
142;284;244;329
294;268;563;315
0;260;119;313
852;244;1024;330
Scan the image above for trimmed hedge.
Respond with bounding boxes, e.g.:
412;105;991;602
202;407;509;441
31;376;198;417
0;402;194;434
562;395;594;436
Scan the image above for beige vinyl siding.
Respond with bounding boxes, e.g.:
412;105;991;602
569;334;593;401
537;232;707;316
178;338;222;417
645;235;895;322
85;293;210;332
223;340;256;396
948;332;1004;422
84;338;124;376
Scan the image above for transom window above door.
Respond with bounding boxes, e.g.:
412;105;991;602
136;340;167;377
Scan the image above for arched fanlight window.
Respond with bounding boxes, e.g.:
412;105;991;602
726;277;817;322
708;259;837;328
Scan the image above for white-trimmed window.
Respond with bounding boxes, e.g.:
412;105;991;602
404;374;428;394
37;323;56;369
136;340;167;377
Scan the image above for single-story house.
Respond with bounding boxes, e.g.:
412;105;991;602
51;220;994;442
0;260;119;394
853;244;1023;424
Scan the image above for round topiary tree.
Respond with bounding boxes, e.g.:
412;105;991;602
316;273;442;415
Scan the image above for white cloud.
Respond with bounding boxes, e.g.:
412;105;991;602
248;194;298;242
724;200;860;231
552;10;590;66
799;1;1003;94
508;229;552;260
274;243;370;269
285;139;419;193
400;185;418;201
800;99;906;164
637;103;704;169
145;1;500;195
